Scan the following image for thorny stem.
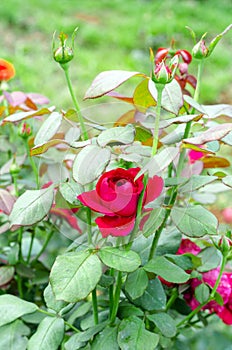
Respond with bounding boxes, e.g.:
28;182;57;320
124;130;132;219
62;64;88;140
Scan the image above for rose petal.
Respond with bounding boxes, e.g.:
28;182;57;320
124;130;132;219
144;175;164;205
216;306;232;325
78;190;116;216
95;215;135;237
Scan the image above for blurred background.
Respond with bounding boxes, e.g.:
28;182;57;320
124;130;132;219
1;0;232;110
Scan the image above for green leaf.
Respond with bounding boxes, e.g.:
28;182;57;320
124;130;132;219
27;316;64;350
133;278;166;311
0;188;16;215
72;145;111;185
2;107;53;124
202;103;232;119
118;302;144;319
0;319;30;350
133;78;157;112
142;208;166;237
59;181;83;206
30;139;69;156
184;123;232;145
98;247;141;272
135;147;179;179
171;205;218;237
118;316;159;350
208;24;232;57
197;246;221;272
125;268;148;299
67;302;92;326
147;313;177;338
84;70;143;99
34;112;62;145
43;284;68;313
97;124;135;147
160;114;203;129
165;254;193;270
156;228;182;256
50;251;102;302
179;175;217;193
0;295;38;327
91;325;119;350
222;175;232;188
149;79;183;115
64;322;108;350
194;284;210;304
9;186;55;229
0;266;14;286
144;256;190;283
162;79;183;115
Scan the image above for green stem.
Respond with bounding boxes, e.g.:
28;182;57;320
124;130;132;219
92;287;99;325
32;228;54;263
151;84;165;156
194;59;204;104
176;60;204;176
12;173;19;197
18;227;24;262
16;275;24;299
129;175;148;244
24;139;39;189
62;65;88;140
110;271;122;324
86;207;93;246
148;60;205;260
165;288;178;311
109;268;115;318
210;254;227;298
26;231;35;263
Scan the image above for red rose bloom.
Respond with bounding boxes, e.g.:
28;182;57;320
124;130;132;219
77;167;163;237
0;59;15;81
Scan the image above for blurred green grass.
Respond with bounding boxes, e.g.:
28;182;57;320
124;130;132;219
0;0;232;110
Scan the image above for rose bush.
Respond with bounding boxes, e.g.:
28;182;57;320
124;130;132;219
0;25;232;349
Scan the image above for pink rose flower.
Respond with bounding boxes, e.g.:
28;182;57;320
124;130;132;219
77;167;163;237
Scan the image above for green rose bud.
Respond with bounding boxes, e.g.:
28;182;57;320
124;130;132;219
53;28;78;66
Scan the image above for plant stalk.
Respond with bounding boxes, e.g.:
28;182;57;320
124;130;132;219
62;64;88;140
110;271;122;324
151;83;164;156
92;287;99;325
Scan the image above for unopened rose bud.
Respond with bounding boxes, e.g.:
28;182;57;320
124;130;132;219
218;236;232;256
192;39;208;59
10;161;20;175
53;28;78;66
18;122;32;139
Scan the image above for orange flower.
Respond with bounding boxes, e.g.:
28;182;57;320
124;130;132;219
0;59;15;81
